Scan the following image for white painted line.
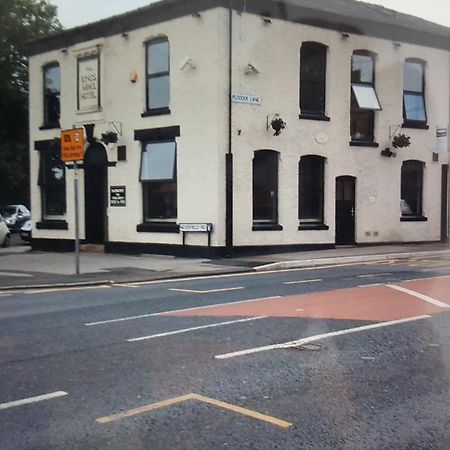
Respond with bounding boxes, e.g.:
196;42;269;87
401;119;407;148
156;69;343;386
356;272;392;278
358;283;384;288
0;271;34;278
85;296;282;326
0;391;68;410
128;316;267;342
295;308;304;312
26;285;111;295
400;275;450;283
169;287;244;294
282;279;322;285
0;293;12;297
215;315;430;360
113;283;140;288
386;284;450;308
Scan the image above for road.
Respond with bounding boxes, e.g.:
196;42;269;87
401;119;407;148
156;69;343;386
1;255;450;449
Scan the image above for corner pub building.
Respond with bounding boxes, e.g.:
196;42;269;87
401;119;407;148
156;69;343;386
28;0;450;257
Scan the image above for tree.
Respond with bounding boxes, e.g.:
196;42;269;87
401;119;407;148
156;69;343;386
0;0;62;206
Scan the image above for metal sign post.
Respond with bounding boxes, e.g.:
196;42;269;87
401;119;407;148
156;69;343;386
74;161;80;274
61;128;85;275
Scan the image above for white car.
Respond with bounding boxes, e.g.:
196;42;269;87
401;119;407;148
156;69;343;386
0;214;11;247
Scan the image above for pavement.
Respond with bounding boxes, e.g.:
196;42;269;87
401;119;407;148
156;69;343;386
0;240;449;291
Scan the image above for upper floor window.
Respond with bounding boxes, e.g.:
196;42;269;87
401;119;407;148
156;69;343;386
401;160;424;219
252;150;281;230
140;141;177;222
299;155;326;227
403;59;427;128
300;42;328;120
145;38;170;114
350;51;381;144
43;64;60;127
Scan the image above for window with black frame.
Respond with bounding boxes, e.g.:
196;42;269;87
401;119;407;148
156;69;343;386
300;42;328;120
252;150;281;230
145;38;170;115
401;160;425;219
350;51;381;145
140;141;177;222
43;64;60;128
299;155;327;229
403;59;428;128
38;152;66;219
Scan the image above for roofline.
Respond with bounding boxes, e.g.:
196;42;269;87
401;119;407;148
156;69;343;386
27;0;450;56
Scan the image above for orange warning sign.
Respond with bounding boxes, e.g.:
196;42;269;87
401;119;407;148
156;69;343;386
61;128;85;162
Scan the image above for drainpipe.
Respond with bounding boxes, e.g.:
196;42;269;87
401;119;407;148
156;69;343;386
225;0;233;256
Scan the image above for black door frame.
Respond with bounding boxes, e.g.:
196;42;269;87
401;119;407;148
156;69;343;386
441;164;448;243
335;176;356;245
83;142;108;244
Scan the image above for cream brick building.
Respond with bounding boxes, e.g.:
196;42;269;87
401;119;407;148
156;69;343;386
28;0;450;256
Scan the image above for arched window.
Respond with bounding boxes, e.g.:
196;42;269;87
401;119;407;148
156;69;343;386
401;160;424;218
403;58;427;128
299;155;326;227
145;38;170;113
350;50;381;144
300;42;328;119
43;63;60;127
252;150;279;229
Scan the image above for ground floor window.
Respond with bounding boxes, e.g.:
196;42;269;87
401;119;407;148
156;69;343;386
401;160;424;217
299;155;325;225
253;150;279;228
38;152;66;219
140;141;177;221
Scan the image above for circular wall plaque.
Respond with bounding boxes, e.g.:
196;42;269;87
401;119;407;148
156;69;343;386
315;132;329;144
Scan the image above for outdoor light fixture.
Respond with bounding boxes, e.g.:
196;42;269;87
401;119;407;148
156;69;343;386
191;12;202;18
244;64;260;75
61;48;68;54
121;32;129;38
180;57;196;71
342;32;350;39
262;17;272;25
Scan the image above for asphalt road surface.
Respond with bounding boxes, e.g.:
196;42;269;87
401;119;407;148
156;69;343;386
1;255;450;449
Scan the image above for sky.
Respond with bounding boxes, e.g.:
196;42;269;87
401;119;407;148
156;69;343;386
48;0;450;29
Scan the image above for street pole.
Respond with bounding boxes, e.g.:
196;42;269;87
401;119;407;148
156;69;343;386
74;161;80;274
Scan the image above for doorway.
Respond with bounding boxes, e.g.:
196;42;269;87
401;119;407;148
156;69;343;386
84;142;108;244
335;176;356;245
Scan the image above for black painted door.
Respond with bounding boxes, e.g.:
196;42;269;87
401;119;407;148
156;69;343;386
441;164;448;243
335;176;356;245
84;143;107;244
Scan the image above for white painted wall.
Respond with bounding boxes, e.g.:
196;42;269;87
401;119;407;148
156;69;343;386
29;7;450;250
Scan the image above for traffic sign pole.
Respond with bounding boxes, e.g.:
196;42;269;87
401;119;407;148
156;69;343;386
61;128;85;275
74;161;80;275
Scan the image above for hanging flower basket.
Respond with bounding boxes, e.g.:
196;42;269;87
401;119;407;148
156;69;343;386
270;115;286;136
392;133;411;149
381;148;396;158
101;131;118;145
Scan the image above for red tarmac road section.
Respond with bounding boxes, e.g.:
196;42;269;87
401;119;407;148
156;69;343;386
167;278;450;322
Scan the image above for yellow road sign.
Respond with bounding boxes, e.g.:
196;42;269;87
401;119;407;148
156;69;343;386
61;128;85;162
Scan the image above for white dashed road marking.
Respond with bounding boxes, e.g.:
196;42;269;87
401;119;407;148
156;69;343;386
0;391;68;410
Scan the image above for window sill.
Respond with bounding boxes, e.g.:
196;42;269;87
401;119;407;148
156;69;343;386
36;220;68;230
299;113;330;122
400;216;428;222
141;108;171;117
39;124;60;130
137;222;179;233
349;141;379;148
402;122;429;130
252;223;283;231
298;223;329;231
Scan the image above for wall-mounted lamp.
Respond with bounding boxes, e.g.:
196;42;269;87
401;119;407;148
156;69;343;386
393;41;401;48
191;12;202;18
61;48;68;54
121;32;129;38
130;71;138;83
262;17;272;25
244;63;260;75
341;32;350;39
180;57;196;71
